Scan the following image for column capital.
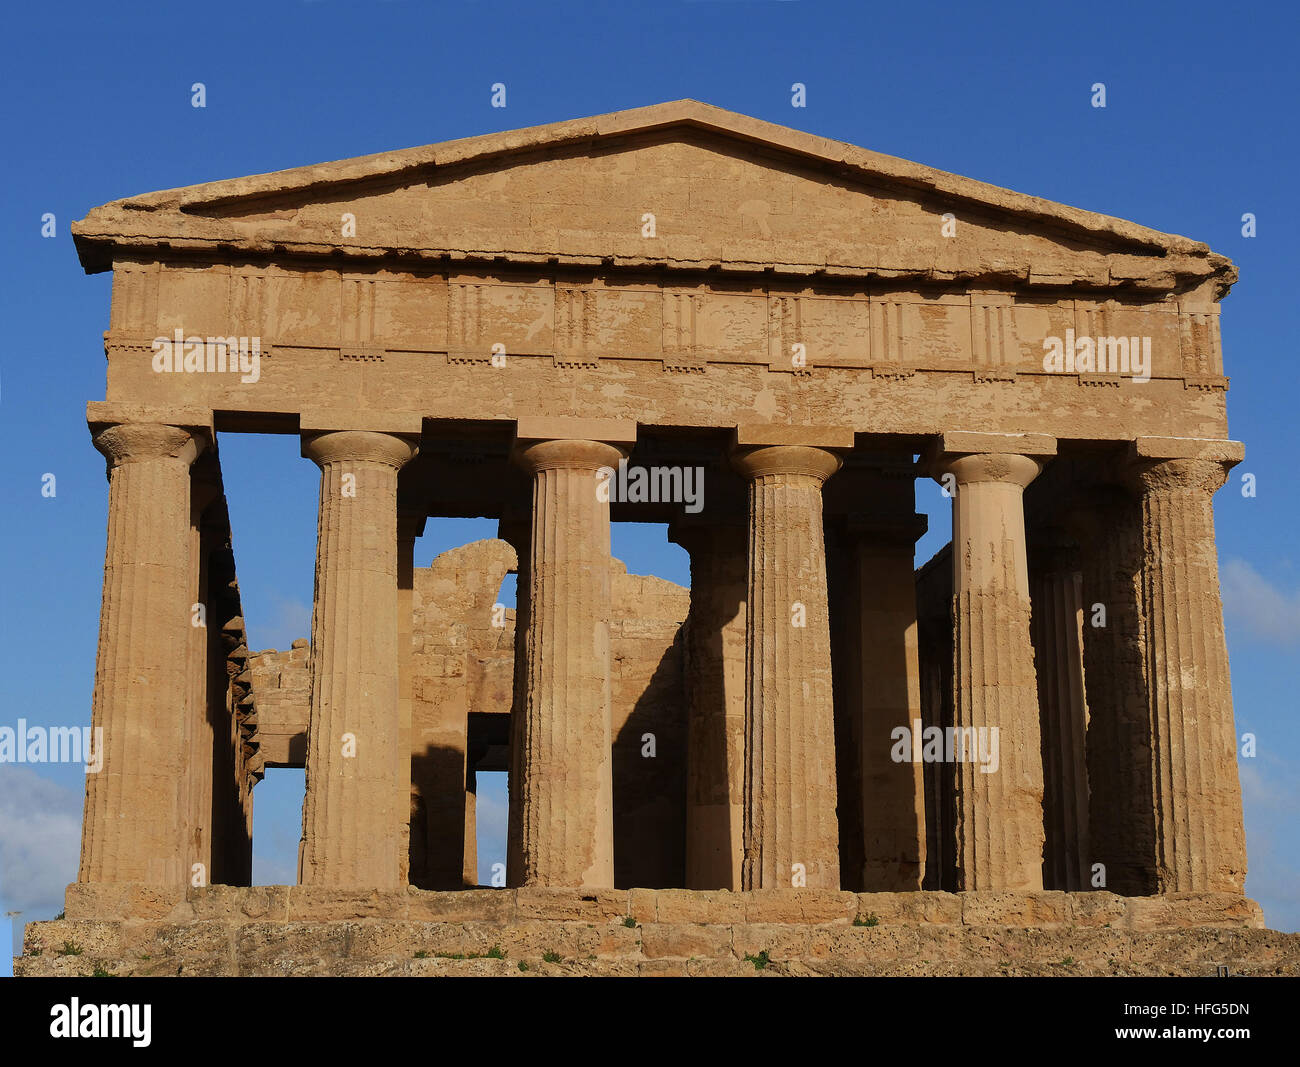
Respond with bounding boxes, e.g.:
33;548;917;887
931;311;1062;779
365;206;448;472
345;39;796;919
930;451;1046;489
511;438;627;474
924;432;1055;489
302;429;419;469
1123;437;1243;496
92;422;207;470
1126;456;1236;497
731;444;842;483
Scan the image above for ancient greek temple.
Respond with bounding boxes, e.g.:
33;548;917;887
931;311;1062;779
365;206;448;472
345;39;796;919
69;100;1247;904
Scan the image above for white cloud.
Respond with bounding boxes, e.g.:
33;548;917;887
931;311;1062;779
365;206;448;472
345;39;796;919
475;775;509;885
1241;756;1300;932
245;596;312;655
0;766;82;924
1221;558;1300;645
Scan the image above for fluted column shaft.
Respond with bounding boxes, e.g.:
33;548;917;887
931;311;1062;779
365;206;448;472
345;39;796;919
80;422;205;884
733;445;842;890
1029;543;1090;890
934;452;1045;891
300;430;417;888
509;439;624;887
1131;457;1246;892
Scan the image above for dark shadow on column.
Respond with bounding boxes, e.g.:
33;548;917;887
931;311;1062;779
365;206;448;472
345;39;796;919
826;524;865;891
679;536;745;891
612;636;688;889
1076;489;1158;896
410;742;473;890
916;543;956;892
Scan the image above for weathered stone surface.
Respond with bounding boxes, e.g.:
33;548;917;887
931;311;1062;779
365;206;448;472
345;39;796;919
929;446;1050;891
53;103;1266;980
1129;452;1248;894
81;422;206;885
509;439;625;888
299;429;418;890
17;889;1295;977
513;887;630;921
732;445;842;891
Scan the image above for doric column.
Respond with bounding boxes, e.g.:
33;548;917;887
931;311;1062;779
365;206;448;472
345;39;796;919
1028;535;1091;890
299;428;418;889
929;433;1054;891
669;521;748;890
509;437;626;887
1127;439;1246;893
732;444;842;890
80;419;208;884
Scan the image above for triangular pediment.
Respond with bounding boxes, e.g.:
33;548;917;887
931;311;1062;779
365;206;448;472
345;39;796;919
72;100;1233;294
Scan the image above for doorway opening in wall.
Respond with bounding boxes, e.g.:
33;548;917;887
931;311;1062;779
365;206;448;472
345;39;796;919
250;768;304;886
473;771;508;887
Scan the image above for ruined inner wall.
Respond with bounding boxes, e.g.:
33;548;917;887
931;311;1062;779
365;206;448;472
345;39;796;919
610;564;690;889
247;539;691;889
409;540;517;889
247;641;310;767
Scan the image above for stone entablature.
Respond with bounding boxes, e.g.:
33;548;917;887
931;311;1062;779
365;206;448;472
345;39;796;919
100;272;1226;380
96;275;1228;445
78;101;1232;447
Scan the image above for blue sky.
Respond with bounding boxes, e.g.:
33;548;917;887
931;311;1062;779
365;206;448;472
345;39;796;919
2;0;1298;968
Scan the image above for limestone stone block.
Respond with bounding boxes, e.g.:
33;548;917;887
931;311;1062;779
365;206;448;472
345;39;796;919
806;925;922;960
654;889;746;925
960;891;1069;928
513;886;630;921
731;922;812;961
741;888;857;924
640;923;733;959
405;888;512;923
286;886;410;922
